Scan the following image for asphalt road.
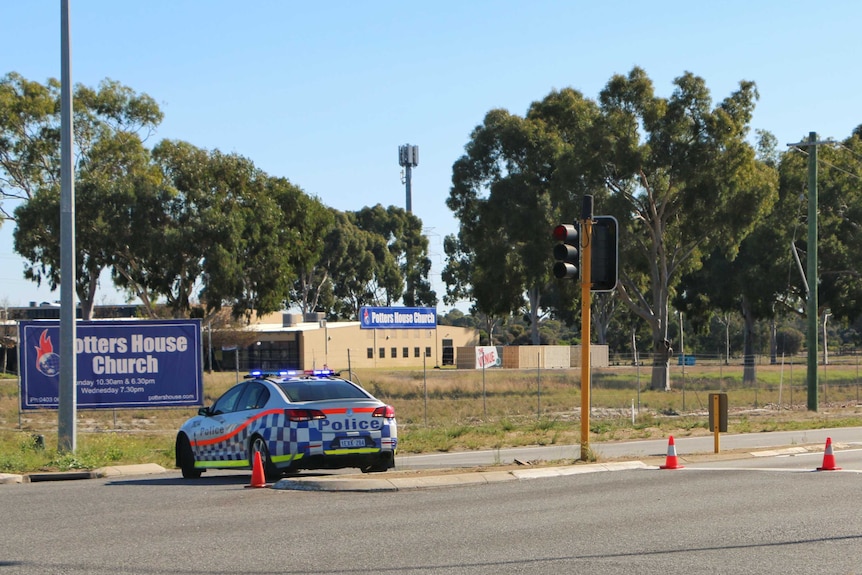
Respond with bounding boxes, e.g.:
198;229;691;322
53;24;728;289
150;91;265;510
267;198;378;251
3;432;862;574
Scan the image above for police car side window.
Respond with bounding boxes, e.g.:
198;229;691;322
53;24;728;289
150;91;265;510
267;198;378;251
239;383;270;411
212;383;245;415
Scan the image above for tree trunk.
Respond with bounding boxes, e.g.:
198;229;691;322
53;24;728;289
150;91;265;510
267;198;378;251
651;336;672;391
79;268;99;321
592;293;616;345
769;316;777;365
617;283;671;391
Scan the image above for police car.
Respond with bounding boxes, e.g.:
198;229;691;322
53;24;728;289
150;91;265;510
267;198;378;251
175;370;397;480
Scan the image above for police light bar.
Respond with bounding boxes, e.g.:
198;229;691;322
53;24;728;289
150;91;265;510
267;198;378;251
247;369;335;379
247;369;301;378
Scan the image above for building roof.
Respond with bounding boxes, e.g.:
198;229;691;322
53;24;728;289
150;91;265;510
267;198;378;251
244;321;361;334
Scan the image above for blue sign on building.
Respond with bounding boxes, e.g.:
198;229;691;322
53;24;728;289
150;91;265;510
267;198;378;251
19;319;203;410
359;306;437;329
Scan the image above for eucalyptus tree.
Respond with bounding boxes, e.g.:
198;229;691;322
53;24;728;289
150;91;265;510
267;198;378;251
587;67;778;390
122;140;214;316
319;210;400;319
200;175;315;322
353;204;436;308
141;140;283;320
290;196;336;315
7;75;163;318
442;232;508;343
674;130;788;383
0;73;61;218
446;89;598;345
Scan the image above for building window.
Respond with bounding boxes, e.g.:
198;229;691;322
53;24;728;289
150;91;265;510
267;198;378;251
367;347;373;359
402;347;408;358
414;347;420;358
379;347;386;359
391;347;397;359
425;347;432;358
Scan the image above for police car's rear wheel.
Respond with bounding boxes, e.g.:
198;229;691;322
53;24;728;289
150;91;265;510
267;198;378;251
177;435;202;479
250;435;280;482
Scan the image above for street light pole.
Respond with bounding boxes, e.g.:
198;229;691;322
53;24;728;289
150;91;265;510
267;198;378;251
58;0;77;453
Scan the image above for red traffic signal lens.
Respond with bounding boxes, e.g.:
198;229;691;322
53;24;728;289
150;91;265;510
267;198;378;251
553;224;578;243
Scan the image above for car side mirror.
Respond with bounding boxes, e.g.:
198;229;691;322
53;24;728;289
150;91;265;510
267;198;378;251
198;406;212;417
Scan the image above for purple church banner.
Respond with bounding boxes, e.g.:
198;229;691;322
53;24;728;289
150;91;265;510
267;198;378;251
19;319;203;410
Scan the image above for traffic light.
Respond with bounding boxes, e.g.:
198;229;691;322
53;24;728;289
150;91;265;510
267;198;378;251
552;223;580;279
591;216;618;291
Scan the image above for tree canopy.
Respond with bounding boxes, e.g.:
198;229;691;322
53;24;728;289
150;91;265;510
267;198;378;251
8;75;163;318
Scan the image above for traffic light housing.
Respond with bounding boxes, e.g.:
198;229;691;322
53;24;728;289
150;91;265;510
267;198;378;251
590;216;618;291
552;223;580;280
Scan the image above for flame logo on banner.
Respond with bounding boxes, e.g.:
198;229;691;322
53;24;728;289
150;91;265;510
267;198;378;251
35;329;61;377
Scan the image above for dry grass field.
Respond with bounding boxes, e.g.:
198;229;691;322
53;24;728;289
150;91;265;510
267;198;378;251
2;359;861;473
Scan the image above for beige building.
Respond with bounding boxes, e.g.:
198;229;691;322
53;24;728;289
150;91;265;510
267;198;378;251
244;312;480;370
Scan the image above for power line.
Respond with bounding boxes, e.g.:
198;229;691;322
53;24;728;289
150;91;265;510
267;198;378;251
834;141;862;164
788;144;862;182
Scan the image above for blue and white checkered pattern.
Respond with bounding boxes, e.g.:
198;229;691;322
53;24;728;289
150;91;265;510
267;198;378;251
191;409;397;466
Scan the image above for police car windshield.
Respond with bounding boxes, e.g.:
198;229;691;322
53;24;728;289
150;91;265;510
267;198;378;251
278;379;369;402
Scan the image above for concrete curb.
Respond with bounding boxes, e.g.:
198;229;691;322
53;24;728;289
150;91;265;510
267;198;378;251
0;464;168;485
93;463;167;478
27;471;96;482
271;460;652;492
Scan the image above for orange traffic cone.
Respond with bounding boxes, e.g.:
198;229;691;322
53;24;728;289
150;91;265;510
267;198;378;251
246;451;269;488
660;435;684;469
817;437;841;471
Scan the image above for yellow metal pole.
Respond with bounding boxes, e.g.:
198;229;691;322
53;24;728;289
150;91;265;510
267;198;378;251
713;393;720;454
580;219;592;461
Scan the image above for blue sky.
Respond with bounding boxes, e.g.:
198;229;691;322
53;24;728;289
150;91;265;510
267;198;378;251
1;1;860;310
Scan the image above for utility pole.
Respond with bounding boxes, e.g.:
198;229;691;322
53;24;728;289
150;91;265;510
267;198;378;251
806;132;818;412
788;132;830;412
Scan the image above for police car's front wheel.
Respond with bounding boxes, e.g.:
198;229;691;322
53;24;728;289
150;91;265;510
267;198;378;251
176;434;202;479
250;435;281;482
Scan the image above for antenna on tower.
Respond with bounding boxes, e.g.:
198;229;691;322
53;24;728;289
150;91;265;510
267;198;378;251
398;144;419;213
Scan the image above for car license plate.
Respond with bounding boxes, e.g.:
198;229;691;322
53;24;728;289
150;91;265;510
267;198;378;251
339;437;367;449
